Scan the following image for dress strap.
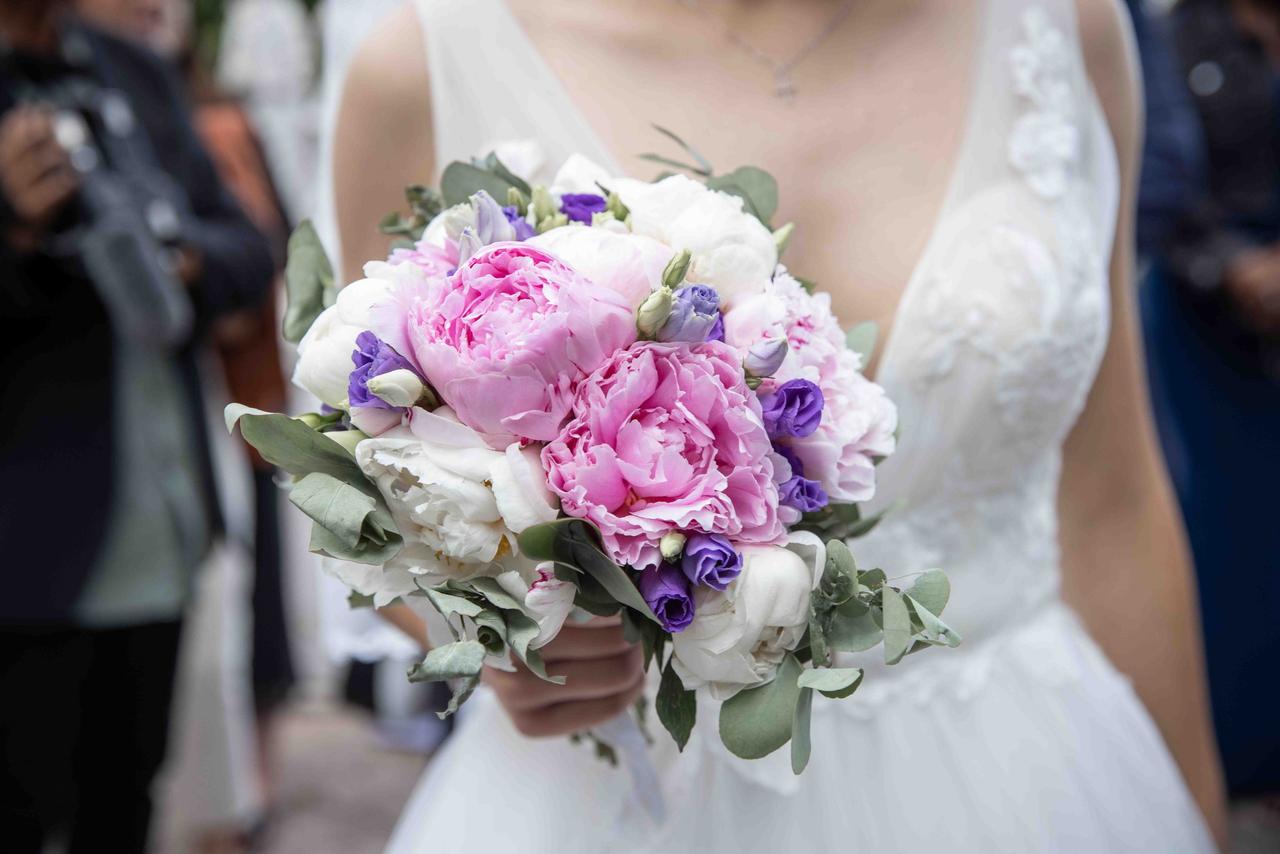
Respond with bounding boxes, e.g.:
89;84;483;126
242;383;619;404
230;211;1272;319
411;0;620;177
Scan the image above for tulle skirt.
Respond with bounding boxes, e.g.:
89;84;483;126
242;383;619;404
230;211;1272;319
385;602;1213;853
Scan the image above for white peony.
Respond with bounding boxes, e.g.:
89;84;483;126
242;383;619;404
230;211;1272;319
549;153;614;196
291;276;393;409
320;556;419;609
354;407;559;584
528;225;674;307
613;173;777;306
671;533;825;699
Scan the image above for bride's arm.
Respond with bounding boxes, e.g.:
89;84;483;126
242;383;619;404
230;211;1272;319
1061;1;1227;846
332;3;436;284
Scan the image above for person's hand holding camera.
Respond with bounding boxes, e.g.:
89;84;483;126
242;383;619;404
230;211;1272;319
0;105;79;251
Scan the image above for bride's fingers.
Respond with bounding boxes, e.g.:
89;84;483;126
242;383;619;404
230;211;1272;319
491;646;642;710
507;669;646;738
538;621;633;662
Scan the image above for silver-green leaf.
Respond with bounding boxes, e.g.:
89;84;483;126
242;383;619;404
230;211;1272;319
882;587;912;665
845;321;879;365
407;640;486;683
282;220;334;344
797;667;864;699
718;654;803;760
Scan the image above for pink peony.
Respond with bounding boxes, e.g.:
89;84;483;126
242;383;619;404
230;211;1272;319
388;239;456;278
527;225;674;307
543;341;785;571
724;271;897;503
403;243;637;447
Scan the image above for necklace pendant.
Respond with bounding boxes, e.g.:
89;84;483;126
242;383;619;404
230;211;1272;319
774;74;797;102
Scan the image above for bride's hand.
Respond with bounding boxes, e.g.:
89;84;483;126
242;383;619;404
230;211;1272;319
484;616;645;738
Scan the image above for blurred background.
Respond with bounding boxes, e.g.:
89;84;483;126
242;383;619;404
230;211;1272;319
0;0;1276;852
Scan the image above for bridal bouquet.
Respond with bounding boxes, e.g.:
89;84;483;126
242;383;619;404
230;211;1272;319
229;133;959;775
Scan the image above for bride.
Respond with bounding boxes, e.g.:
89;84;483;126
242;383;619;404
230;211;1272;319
327;0;1227;849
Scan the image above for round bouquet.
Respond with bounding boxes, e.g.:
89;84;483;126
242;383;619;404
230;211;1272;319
229;136;959;775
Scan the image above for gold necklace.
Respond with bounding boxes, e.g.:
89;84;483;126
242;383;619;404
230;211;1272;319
674;0;856;101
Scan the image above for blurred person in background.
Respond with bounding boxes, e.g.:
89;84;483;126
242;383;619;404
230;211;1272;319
77;0;297;850
1142;0;1280;830
0;0;273;851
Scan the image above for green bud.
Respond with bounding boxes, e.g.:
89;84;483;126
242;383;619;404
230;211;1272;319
660;531;687;563
661;248;693;290
506;185;529;216
773;222;795;256
324;429;368;455
293;412;328;428
745;375;764;391
531;185;557;223
606;191;629;220
536;212;569;234
591;210;617;227
636;288;674;339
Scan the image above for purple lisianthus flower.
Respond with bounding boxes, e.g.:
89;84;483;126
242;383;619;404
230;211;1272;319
680;534;742;591
638;563;695;633
503;205;535;241
657;284;721;343
560;193;608;224
779;475;829;513
774;443;805;478
707;312;726;343
349;331;419;409
759;379;824;439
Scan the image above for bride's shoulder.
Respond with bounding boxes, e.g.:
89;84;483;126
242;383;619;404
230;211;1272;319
1073;0;1141;144
343;3;430;115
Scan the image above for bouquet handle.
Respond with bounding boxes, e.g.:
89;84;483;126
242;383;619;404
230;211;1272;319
593;710;666;825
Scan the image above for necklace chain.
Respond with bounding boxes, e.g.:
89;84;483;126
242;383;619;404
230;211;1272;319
674;0;856;101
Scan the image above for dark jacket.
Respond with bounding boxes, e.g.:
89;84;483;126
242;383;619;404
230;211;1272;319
0;21;274;625
1164;0;1280;377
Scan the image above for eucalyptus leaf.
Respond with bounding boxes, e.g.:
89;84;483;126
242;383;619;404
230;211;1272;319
656;659;696;752
472;609;508;653
808;600;830;667
906;596;962;648
797;667;864;699
501;610;563;683
825;595;882;654
708;166;778;226
226;405;365;483
479;152;532;196
791;686;814;774
650;124;714;175
407;640;486;683
463;577;525;613
439;673;480;719
905;569;951;616
289;471;379;550
719;654;803;760
518;520;659;624
441;161;518;208
638;153;707;176
282;220;334;344
882;586;912;665
419;587;485;621
845;321;879;364
308;521;403;566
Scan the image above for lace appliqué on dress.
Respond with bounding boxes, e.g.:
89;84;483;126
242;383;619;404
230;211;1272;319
1008;8;1081;199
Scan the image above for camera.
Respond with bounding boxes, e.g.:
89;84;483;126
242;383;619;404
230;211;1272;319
1;29;192;350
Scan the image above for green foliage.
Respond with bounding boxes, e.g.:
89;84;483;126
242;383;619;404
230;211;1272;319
518;519;659;623
845;320;879;365
719;654;804;760
407;640;487;683
440;153;529;208
380;185;444;243
282;220;334;344
656;658;697;752
706;166;779;227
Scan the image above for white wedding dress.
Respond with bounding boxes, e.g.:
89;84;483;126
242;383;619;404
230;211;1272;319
367;0;1218;850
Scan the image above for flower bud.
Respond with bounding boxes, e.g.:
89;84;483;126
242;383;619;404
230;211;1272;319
744;336;788;378
442;202;476;242
293;412;329;428
471;190;517;244
531;185;557;223
772;222;795;256
660;531;688;562
661;248;693;290
506;185;528;215
636;287;674;339
656;284;720;343
324;428;368;454
366;368;427;408
456;227;484;265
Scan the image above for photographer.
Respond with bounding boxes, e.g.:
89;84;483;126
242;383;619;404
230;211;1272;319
0;2;274;852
